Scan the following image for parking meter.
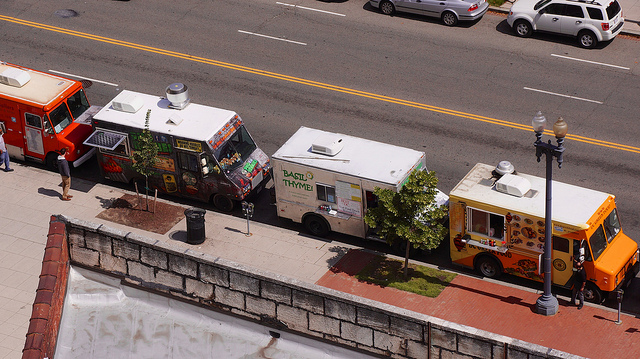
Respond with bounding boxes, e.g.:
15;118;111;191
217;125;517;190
242;201;254;236
615;289;624;325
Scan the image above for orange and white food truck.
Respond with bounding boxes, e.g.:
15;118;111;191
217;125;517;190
0;62;96;168
449;162;639;302
83;84;271;212
272;126;448;246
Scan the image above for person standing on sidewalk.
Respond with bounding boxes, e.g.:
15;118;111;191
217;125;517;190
572;257;586;309
58;148;72;201
0;127;14;172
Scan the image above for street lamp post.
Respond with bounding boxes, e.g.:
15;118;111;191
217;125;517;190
532;111;568;316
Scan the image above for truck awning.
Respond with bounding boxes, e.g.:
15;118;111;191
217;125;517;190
83;130;127;151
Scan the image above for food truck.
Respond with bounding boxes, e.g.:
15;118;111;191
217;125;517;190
272;126;448;243
83;84;271;211
449;162;639;302
0;62;96;168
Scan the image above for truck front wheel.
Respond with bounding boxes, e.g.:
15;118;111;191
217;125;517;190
584;282;603;304
213;194;234;212
476;256;502;279
303;215;330;237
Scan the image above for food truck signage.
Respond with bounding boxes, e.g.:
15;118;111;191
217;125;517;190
281;169;314;191
175;139;202;152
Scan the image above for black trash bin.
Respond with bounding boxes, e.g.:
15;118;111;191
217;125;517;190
184;207;206;244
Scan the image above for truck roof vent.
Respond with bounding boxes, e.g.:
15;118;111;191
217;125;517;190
0;67;31;87
112;94;144;113
311;133;344;156
495;160;515;176
495;173;531;197
166;83;190;110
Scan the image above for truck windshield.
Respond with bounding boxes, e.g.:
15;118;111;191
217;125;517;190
67;89;90;119
49;102;73;133
214;125;257;172
603;208;621;243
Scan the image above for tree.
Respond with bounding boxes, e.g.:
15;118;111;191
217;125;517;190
130;109;158;211
364;169;448;278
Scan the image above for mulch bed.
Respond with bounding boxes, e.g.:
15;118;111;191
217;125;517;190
96;194;186;235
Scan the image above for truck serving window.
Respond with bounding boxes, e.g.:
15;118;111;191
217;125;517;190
67;89;90;120
603;208;621;243
214;126;257;172
317;183;336;203
467;207;504;240
49;102;73;133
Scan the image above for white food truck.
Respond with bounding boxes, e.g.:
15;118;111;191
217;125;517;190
272;126;447;242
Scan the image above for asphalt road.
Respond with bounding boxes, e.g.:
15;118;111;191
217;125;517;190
2;0;640;311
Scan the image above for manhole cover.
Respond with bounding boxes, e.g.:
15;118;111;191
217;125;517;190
54;9;78;18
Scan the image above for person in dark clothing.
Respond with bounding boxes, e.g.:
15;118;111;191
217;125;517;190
572;256;587;309
57;148;72;201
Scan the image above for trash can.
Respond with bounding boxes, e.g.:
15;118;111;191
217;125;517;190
184;207;206;244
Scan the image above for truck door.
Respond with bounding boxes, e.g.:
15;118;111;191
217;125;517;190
22;112;45;158
176;150;202;197
552;236;573;287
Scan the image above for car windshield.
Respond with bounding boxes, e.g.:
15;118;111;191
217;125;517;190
213;125;257;172
606;0;621;19
603;208;621;243
589;225;607;261
534;0;552;10
67;89;90;119
49;103;73;133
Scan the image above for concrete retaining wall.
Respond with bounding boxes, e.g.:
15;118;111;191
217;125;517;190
61;215;580;359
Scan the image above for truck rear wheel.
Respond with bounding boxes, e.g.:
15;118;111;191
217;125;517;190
476;255;502;279
303;214;330;237
213;194;234;212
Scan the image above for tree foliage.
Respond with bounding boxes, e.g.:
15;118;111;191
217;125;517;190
364;169;448;276
130;109;158;210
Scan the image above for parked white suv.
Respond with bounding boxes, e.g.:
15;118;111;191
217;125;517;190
507;0;624;48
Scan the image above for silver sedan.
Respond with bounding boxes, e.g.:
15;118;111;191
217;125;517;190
370;0;489;26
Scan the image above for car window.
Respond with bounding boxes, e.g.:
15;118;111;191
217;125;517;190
586;7;603;20
534;0;552;10
606;0;621;19
542;3;566;15
565;4;584;18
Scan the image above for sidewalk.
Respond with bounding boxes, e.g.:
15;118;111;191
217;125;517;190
1;162;640;358
492;0;640;37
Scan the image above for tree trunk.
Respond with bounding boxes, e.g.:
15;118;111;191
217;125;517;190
404;240;410;279
144;175;149;211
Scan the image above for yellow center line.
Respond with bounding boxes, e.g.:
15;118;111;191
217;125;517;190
2;14;639;154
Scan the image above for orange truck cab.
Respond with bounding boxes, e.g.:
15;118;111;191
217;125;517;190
0;62;96;169
449;162;639;303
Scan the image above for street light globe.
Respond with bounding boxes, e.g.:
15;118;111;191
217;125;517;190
532;111;546;133
553;117;568;138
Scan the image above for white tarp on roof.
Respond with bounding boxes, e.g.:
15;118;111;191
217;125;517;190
56;266;376;359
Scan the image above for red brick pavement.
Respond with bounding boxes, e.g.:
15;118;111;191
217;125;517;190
315;249;640;359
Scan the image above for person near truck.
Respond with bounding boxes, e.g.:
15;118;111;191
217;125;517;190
57;148;72;201
571;256;586;310
0;127;14;172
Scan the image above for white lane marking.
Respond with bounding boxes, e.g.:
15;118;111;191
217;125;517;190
524;87;603;104
238;30;307;45
276;2;346;16
49;70;119;86
551;54;630;70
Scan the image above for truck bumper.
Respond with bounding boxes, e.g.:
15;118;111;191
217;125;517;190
73;147;96;168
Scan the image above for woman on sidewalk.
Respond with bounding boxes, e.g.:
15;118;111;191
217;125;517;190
58;148;73;201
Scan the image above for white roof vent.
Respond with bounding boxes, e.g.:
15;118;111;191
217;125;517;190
166;83;190;110
311;133;344;156
166;113;183;126
495;160;515;176
0;67;31;87
495;173;531;197
112;94;144;113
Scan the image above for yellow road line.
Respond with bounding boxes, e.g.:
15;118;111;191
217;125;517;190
2;14;639;154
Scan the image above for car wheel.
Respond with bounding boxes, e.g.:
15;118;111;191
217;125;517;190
578;30;597;49
476;255;502;278
46;152;59;171
583;282;603;303
514;19;532;38
442;11;458;27
380;1;396;15
213;194;234;212
303;214;330;237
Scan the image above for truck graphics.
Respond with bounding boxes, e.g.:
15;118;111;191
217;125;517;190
0;62;96;168
84;85;271;211
449;163;639;302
